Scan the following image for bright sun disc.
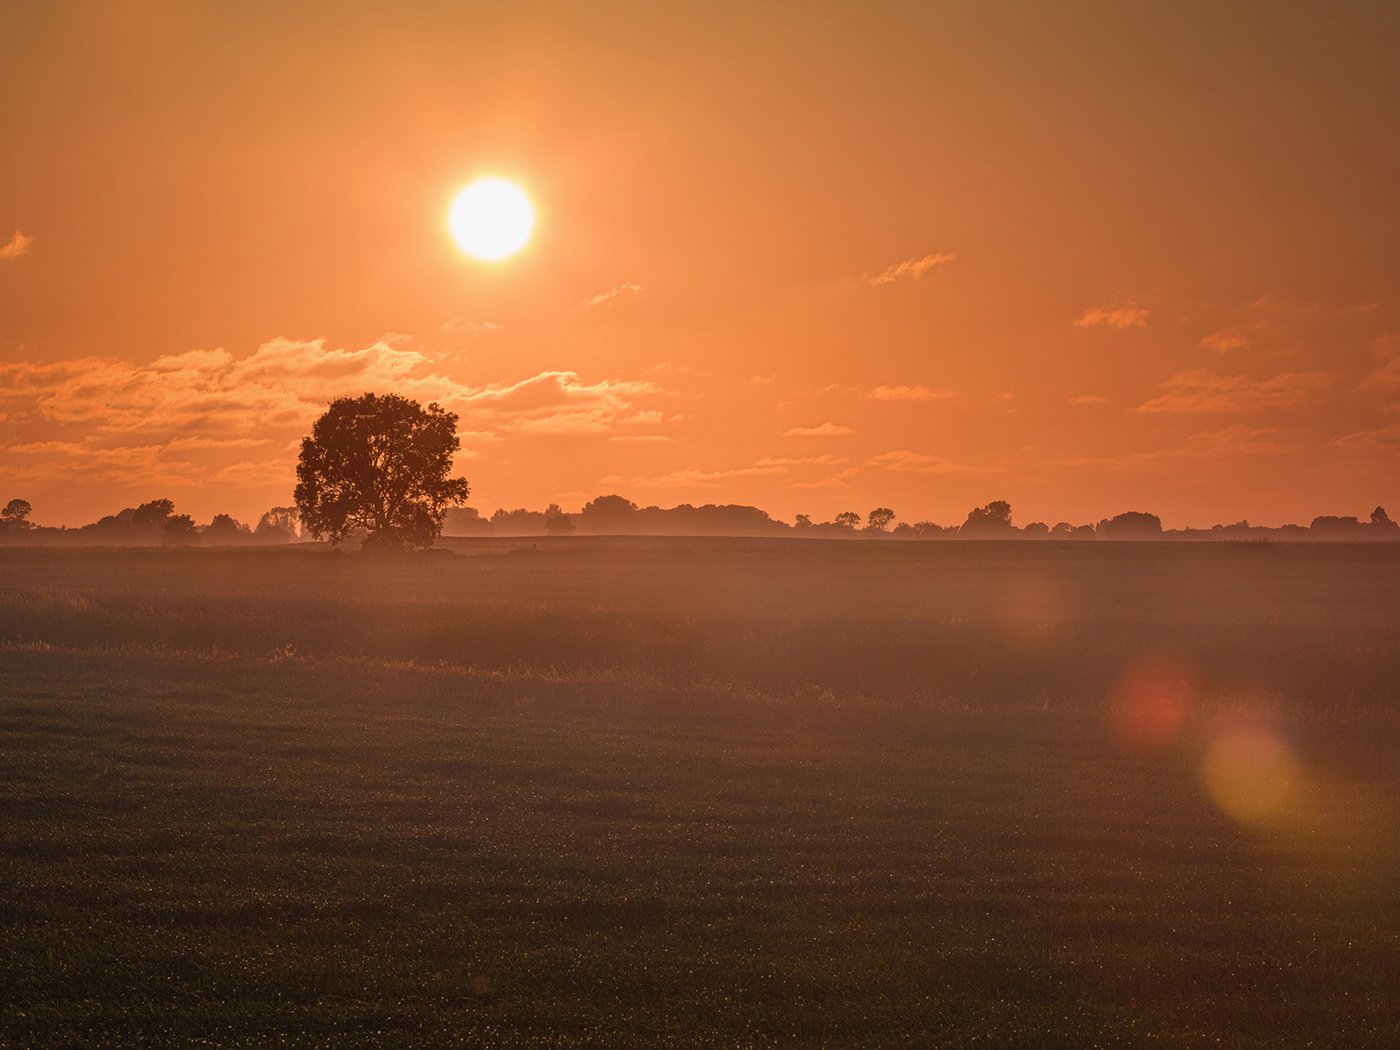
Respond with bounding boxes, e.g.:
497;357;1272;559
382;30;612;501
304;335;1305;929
448;178;534;262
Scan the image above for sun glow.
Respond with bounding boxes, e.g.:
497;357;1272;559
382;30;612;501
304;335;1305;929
448;178;535;262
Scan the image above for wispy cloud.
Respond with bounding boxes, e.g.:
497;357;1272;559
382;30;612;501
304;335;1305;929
1043;425;1285;472
460;370;659;435
1137;369;1328;414
0;230;33;260
1362;335;1400;390
868;252;955;287
1075;300;1150;330
441;318;502;334
1180;424;1281;457
1333;421;1400;452
582;282;643;309
1199;327;1250;353
867;450;987;474
868;384;954;401
790;467;861;489
784;421;855;437
600;455;845;490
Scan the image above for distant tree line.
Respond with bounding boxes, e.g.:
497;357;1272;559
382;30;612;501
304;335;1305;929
442;497;1400;542
0;497;301;547
4;493;1399;547
5;493;1399;547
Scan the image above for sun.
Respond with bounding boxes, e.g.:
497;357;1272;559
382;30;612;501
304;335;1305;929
448;178;535;262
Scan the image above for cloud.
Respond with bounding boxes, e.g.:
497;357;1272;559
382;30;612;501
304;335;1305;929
1;440;202;488
0;230;33;260
0;340;660;489
462;370;658;435
0;339;452;437
790;467;861;490
1075;300;1150;330
758;455;847;468
1362;335;1400;390
441;318;502;334
1137;369;1329;413
1332;421;1400;452
1199;327;1251;353
867;450;986;474
1044;425;1284;472
868;384;954;401
582;282;643;308
1069;394;1109;406
868;252;955;287
1247;290;1321;318
1180;424;1281;457
600;455;843;490
208;459;302;488
784;421;855;437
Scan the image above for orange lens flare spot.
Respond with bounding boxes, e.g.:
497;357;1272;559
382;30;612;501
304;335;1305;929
1106;657;1194;750
1201;727;1298;823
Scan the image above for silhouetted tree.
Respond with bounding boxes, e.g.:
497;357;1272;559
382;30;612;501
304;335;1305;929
960;500;1013;537
834;511;861;530
1023;521;1050;537
1310;514;1363;538
162;514;198;547
1097;511;1163;539
579;494;639;532
794;513;813;530
1371;506;1398;531
131;499;176;532
256;506;300;541
204;513;252;544
73;498;177;543
865;507;896;532
295;393;469;551
1211;520;1257;539
544;503;576;536
442;506;493;536
641;503;782;535
1;498;33;530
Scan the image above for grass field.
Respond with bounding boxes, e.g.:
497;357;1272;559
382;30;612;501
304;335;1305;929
2;540;1399;1046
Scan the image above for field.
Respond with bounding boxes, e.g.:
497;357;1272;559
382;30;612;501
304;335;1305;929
2;540;1399;1047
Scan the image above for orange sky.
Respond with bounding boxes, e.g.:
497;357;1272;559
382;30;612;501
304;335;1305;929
3;2;1399;529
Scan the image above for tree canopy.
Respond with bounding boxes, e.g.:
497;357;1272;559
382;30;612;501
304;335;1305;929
294;393;470;551
1;498;33;530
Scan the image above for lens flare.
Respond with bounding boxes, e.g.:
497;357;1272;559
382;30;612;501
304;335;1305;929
1106;656;1194;750
1201;727;1298;823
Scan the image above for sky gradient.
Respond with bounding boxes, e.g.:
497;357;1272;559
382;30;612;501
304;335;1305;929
3;1;1399;528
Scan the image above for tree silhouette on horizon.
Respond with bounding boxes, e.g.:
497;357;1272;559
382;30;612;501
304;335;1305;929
295;393;469;551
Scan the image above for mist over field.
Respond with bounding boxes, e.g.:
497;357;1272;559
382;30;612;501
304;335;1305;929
3;541;1398;1045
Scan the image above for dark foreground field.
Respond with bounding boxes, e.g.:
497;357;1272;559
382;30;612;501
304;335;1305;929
2;540;1399;1047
